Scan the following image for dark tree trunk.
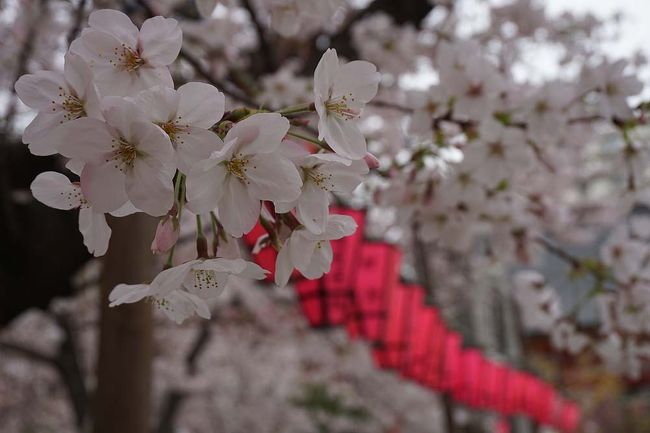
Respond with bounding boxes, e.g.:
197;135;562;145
93;214;156;433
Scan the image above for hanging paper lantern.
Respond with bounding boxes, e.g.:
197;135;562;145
502;370;526;415
488;363;509;413
439;331;464;394
294;208;366;328
423;312;447;390
373;283;417;369
346;242;401;340
454;348;484;407
557;400;581;433
401;292;442;382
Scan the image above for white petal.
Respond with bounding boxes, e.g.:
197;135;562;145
126;156;174;217
323;115;366;159
31;171;83;210
132;85;178;124
174;127;224;174
332;60;381;103
313;48;338;100
135;66;174;92
63;52;93;100
14;71;66;111
150;261;196;294
288;234;317;272
110;201;139;217
274;243;294;287
56;117;115;161
186;159;227;214
301;241;333;279
109;283;151;306
80;161;128;213
246;154;302;202
88;10;139;46
102;99;149;143
218;178;260;237
78;207;111;256
139;16;182;66
177;82;225;128
320;214;357;240
296;182;328;235
225;113;289;155
23;112;67;155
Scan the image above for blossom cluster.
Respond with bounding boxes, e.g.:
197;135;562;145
17;9;378;324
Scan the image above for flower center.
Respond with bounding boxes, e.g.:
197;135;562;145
325;94;360;121
158;121;188;143
111;44;145;72
61;92;86;121
304;167;334;191
225;154;252;183
192;270;219;292
488;141;505;158
109;137;139;171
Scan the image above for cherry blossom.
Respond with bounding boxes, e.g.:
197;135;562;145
31;172;112;256
313;48;381;159
15;52;101;156
132;83;226;174
55;98;175;216
72;9;182;96
275;214;357;287
276;152;368;234
109;258;267;323
186;113;302;237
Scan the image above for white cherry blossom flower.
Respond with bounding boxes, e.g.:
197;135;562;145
72;9;182;96
15;52;101;156
582;59;643;120
30;171;133;256
55;98;175;216
314;48;381;159
407;85;449;136
550;321;589;355
133;83;225;174
109;258;267;323
275;214;357;287
276;152;368;234
186;113;302;237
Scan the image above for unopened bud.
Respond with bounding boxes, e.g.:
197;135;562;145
363;152;380;169
151;216;179;255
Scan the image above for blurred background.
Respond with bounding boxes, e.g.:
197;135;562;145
1;1;650;433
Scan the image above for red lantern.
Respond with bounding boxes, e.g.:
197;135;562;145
439;331;463;394
488;363;509;413
295;209;366;328
423;313;447;390
480;359;500;410
502;370;526;415
454;348;484;407
373;283;417;369
557;401;581;433
401;292;441;382
346;242;401;340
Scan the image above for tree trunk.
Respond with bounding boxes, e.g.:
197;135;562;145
93;214;156;433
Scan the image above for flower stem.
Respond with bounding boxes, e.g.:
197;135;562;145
278;102;315;116
286;130;328;150
196;214;208;259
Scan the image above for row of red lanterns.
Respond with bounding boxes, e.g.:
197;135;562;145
244;208;581;432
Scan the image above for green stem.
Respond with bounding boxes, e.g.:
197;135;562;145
286;130;327;150
278;102;315;116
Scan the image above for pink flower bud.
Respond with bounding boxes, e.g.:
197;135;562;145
363;152;380;169
151;216;179;255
